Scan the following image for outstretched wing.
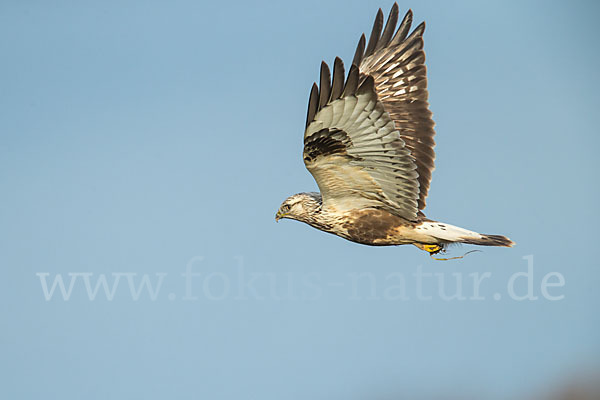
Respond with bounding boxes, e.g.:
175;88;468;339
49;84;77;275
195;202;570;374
352;4;436;210
304;59;420;221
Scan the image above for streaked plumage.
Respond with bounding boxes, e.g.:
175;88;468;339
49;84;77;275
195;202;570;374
276;4;514;256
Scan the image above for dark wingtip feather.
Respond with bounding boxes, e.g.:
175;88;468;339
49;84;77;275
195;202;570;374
378;3;399;50
390;9;413;46
318;61;331;110
306;83;319;128
330;57;345;101
411;21;426;38
343;64;359;97
352;34;366;67
364;8;384;58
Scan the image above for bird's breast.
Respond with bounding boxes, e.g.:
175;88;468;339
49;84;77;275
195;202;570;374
318;208;418;246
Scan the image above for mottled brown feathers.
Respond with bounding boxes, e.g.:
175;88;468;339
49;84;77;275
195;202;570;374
342;209;407;246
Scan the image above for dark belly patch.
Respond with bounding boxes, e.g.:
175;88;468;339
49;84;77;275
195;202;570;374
342;209;408;245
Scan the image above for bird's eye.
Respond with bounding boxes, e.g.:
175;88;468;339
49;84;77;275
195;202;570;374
282;204;291;212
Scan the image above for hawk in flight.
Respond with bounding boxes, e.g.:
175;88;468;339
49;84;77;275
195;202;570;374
275;3;514;257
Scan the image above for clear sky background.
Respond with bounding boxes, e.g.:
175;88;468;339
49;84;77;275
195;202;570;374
1;1;599;399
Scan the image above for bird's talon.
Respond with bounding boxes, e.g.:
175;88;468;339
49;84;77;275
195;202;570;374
415;243;443;255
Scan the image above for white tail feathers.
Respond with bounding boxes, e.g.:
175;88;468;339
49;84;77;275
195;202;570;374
415;221;514;247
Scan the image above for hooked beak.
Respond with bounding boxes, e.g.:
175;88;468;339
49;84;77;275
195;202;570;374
275;211;286;222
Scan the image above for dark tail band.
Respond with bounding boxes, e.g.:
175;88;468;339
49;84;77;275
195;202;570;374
460;234;515;247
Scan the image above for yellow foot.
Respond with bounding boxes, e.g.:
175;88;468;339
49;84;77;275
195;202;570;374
414;243;482;261
414;243;443;254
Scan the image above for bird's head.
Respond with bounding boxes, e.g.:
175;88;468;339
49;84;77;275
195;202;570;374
275;192;322;223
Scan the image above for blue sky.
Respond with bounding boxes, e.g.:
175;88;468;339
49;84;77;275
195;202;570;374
1;1;599;399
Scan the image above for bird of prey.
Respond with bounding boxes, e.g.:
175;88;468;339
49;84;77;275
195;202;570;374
275;3;514;257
